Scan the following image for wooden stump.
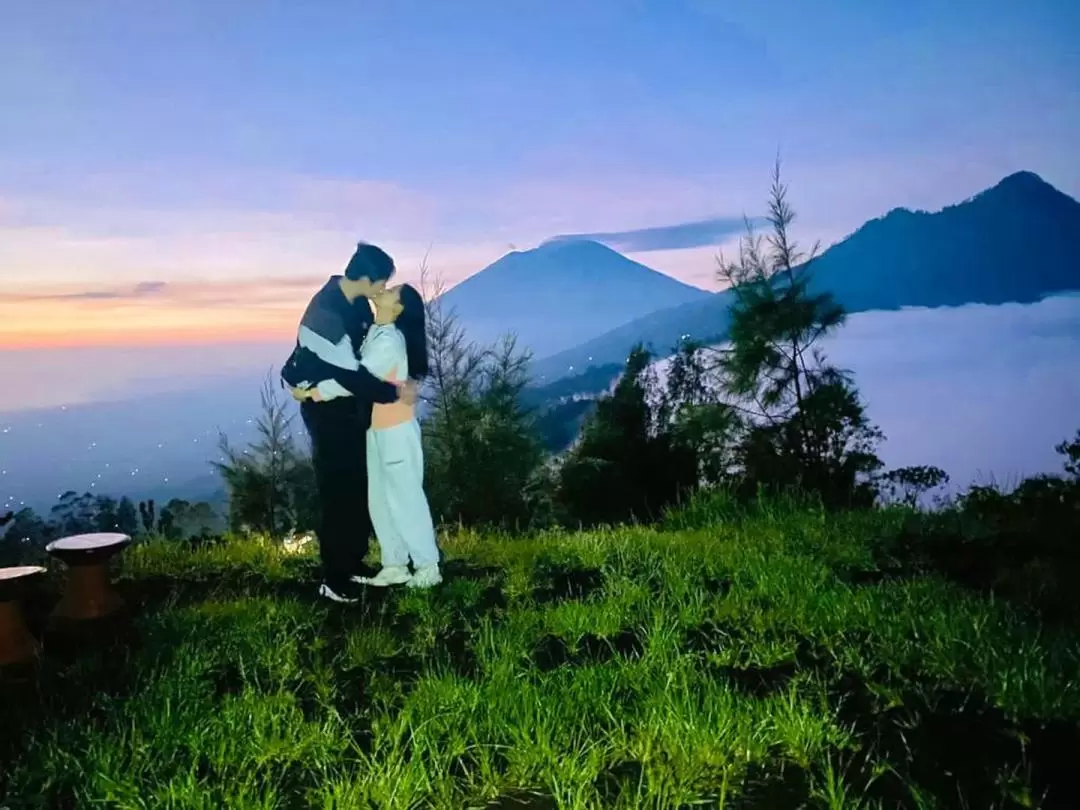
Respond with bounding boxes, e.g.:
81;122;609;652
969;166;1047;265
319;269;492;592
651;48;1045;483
47;533;131;621
0;566;45;666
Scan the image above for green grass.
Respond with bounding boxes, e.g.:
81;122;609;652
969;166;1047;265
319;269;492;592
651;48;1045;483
3;503;1079;809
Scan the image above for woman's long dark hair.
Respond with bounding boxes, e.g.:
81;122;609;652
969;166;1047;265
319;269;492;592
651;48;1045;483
396;284;429;379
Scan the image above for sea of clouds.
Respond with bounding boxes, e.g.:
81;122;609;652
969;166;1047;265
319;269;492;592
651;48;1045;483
649;293;1080;491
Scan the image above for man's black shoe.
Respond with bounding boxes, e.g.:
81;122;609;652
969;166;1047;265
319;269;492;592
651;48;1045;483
318;582;359;604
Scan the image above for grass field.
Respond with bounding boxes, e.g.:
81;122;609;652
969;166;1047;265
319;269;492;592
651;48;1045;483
2;498;1078;809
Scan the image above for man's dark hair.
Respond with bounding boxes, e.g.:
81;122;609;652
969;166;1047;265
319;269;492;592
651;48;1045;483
344;242;395;283
397;284;429;379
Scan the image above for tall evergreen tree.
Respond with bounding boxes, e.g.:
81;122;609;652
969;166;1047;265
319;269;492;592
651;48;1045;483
420;263;545;528
557;345;696;526
658;339;741;487
138;499;156;535
214;375;311;538
116;496;139;537
92;495;120;533
717;159;883;507
50;491;99;536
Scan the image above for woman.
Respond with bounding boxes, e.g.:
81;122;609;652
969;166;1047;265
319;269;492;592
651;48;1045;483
297;284;441;589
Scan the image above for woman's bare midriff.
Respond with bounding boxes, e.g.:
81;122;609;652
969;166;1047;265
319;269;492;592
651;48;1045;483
372;400;413;429
370;369;414;429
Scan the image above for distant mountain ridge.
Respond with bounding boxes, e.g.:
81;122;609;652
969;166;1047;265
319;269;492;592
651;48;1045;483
531;171;1080;382
436;239;711;358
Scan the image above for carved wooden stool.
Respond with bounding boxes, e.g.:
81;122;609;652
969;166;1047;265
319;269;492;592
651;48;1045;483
0;565;45;666
47;533;131;621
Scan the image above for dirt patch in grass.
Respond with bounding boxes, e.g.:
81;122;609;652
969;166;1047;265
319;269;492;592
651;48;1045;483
578;630;645;664
210;661;245;698
594;759;645;804
838;565;911;586
530;629;645;672
531;559;605;604
710;660;801;698
531;634;572;671
271;759;323;807
476;585;509;613
685;622;831;661
481;790;558;809
698;635;831;699
703;575;733;595
449;749;511;782
682;620;744;655
313;591;413;650
436;624;481;678
451;584;510;625
729;761;812;809
357;650;425;687
443;560;504;582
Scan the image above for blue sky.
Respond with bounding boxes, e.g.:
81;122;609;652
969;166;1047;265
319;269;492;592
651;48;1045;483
1;0;1078;349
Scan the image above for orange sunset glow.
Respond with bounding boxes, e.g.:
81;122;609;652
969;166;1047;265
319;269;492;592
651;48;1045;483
0;276;351;348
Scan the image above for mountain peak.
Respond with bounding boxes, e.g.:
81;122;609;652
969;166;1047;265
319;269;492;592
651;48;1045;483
996;170;1049;190
534;237;619;257
472;238;678;286
437;239;711;358
949;170;1080;230
972;170;1066;206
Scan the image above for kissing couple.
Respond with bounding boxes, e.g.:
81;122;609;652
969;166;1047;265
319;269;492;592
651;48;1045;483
281;242;441;603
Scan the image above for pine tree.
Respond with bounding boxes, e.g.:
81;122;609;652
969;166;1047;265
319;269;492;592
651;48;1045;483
717;159;883;507
138;499;156;535
117;496;139;536
658;339;741;487
214;374;310;538
557;345;696;526
419;261;544;528
92;495;120;532
50;491;99;536
0;507;53;566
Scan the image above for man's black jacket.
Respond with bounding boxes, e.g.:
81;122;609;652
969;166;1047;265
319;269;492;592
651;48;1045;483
281;277;398;407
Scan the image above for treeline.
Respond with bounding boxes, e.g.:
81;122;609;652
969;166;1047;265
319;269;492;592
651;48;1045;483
0;491;220;566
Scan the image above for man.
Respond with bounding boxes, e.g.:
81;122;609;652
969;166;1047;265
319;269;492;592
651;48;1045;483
282;242;418;603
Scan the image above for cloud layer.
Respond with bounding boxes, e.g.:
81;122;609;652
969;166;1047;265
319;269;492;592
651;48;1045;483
650;294;1080;490
549;216;751;252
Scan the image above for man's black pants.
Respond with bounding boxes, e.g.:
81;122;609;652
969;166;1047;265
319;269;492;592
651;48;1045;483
300;398;373;590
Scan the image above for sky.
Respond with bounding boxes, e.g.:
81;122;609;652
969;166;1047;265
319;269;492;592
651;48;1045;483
1;0;1079;398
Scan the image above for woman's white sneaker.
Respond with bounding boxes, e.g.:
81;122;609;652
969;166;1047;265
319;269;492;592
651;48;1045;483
407;564;442;589
353;565;412;587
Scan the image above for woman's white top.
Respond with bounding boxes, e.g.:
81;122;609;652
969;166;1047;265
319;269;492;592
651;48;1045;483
316;324;407;401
